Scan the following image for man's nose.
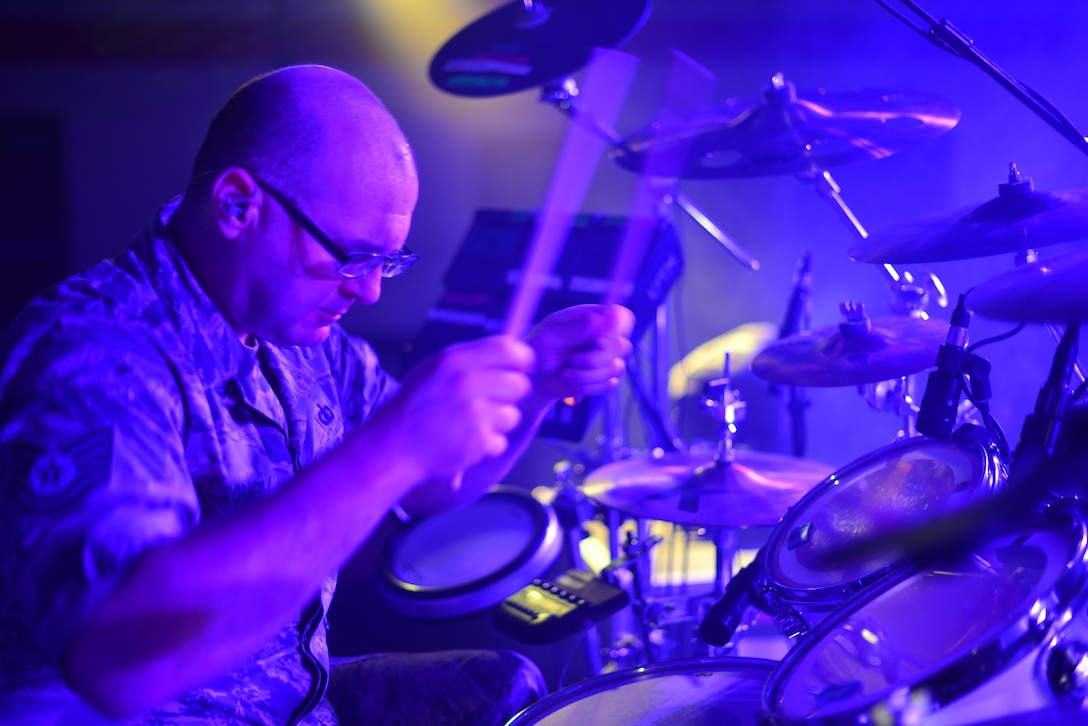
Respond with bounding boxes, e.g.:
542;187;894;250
339;270;381;305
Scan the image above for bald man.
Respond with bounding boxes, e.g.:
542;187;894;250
0;66;633;725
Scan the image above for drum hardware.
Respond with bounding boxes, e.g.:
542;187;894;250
506;657;777;725
710;425;1005;650
765;251;816;458
849;164;1088;265
608;72;960;180
763;510;1088;724
750;302;949;389
848;162;1088;390
811;324;1080;575
800;164;948;438
915;293;975;440
967;246;1088;327
547;459;608;678
428;0;651;98
969;243;1088;388
494;567;630;646
537;58;761;272
876;0;1088;160
667;322;777;401
377;486;564;620
581;447;834;530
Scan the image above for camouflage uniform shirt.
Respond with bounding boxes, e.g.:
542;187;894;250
0;198;398;724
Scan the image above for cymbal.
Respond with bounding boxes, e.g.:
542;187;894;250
849;179;1088;264
751;316;948;387
610;74;960;178
582;450;834;528
429;0;650;97
967;247;1088;324
668;322;777;399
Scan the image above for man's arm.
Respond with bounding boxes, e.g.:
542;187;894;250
60;335;535;718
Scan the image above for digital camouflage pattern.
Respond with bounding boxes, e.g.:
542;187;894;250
0;200;545;724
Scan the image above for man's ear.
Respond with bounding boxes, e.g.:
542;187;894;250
211;168;259;238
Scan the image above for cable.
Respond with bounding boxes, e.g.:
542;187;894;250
966;322;1027;354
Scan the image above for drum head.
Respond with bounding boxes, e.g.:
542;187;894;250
764;514;1088;724
765;436;999;600
379;487;562;618
509;657;776;725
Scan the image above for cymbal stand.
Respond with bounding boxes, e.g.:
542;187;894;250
539;80;761;273
548;460;605;678
1011;248;1087;389
1004;166;1087;388
800;169;949;315
800;168;950;436
703;353;745;594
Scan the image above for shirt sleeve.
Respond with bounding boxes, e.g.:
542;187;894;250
0;320;199;663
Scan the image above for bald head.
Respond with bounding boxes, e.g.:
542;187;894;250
189;65;415;200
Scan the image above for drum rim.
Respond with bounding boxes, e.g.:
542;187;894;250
379;486;558;598
761;510;1088;724
762;431;1005;603
507;656;779;724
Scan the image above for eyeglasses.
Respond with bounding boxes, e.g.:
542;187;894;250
253;178;418;279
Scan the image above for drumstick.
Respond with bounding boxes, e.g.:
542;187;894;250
607;49;717;306
503;47;639;338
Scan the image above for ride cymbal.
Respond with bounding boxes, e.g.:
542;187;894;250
751;314;948;387
610;73;960;178
430;0;650;97
967;247;1088;324
850;173;1088;264
582;450;834;528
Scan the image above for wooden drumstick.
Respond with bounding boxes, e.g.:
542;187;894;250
503;47;639;338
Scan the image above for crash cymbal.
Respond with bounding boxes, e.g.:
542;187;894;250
850;174;1088;263
967;247;1088;324
610;73;959;178
668;322;777;399
751;312;948;387
430;0;650;97
583;450;834;527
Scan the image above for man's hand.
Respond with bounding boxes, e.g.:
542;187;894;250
363;335;535;484
525;304;635;403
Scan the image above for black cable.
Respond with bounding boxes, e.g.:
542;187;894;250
966;322;1027;354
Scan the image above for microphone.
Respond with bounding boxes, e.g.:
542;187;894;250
915;294;971;439
698;558;762;647
779;251;812;340
1010;324;1079;486
775;252;812;456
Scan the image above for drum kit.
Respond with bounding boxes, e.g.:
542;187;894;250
380;1;1088;723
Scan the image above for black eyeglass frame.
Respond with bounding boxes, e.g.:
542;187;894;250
253;177;417;279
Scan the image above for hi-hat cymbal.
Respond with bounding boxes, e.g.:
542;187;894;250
751;316;948;387
668;322;777;399
582;450;834;527
610;73;960;178
430;0;650;97
967;247;1088;324
849;177;1088;264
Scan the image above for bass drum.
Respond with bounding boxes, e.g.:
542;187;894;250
759;428;1005;636
762;510;1088;724
378;486;563;618
507;657;776;725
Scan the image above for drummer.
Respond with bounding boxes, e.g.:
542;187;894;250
0;64;633;725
